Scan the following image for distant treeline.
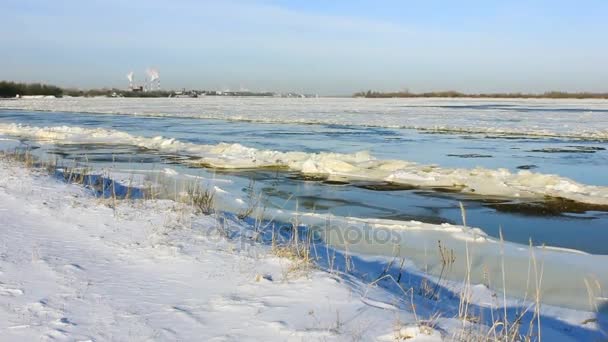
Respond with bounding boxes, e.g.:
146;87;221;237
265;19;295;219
354;90;608;99
0;81;63;98
0;81;177;98
63;88;174;98
0;81;277;98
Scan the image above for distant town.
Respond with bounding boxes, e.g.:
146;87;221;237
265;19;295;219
1;79;607;100
0;68;319;99
0;80;319;99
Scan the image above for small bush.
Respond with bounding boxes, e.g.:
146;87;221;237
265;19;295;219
186;184;215;215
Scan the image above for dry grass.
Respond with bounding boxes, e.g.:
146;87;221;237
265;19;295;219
360;202;549;341
237;179;262;220
449;204;545;342
185;182;215;215
271;224;315;279
0;148;38;168
2;148;554;341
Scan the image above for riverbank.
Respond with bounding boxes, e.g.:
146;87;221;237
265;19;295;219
0;159;410;341
0;157;605;340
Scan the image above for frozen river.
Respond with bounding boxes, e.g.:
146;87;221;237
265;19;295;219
2;97;608;309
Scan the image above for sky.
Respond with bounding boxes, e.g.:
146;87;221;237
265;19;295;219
1;0;607;95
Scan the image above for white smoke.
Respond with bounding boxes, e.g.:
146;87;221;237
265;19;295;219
146;68;160;82
126;71;134;83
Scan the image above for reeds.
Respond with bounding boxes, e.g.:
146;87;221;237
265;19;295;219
185;182;215;215
1;147;555;341
451;205;546;342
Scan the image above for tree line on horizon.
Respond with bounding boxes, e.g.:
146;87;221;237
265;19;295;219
354;90;608;99
2;81;608;99
0;81;177;98
0;81;63;98
0;81;274;98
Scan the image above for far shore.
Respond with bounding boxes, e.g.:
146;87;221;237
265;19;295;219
354;90;608;100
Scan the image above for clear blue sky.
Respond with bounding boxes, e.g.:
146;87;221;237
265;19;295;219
2;0;607;94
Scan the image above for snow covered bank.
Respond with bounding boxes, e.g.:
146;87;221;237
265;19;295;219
3;122;608;206
299;213;608;311
0;161;417;341
2;97;608;140
0;156;606;341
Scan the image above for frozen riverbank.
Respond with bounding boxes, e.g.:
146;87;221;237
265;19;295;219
0;159;606;341
0;160;412;341
2;122;608;207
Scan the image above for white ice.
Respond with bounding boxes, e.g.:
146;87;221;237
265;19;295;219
1;97;608;139
2;122;608;206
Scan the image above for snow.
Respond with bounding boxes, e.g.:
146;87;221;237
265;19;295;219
0;158;606;340
1;96;608;139
286;212;608;311
0;160;417;341
3;124;606;310
2;97;608;339
18;95;57;99
3;122;608;206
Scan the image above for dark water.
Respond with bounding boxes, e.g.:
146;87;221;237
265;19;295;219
2;109;608;254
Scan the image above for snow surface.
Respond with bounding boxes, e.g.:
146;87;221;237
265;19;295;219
2;122;608;206
0;160;425;341
0;160;606;341
2;125;608;312
2;97;608;340
2;97;608;140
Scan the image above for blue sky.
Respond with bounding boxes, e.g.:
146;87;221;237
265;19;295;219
2;0;607;94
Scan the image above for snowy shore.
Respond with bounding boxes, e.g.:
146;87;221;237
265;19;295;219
0;159;606;341
0;160;405;340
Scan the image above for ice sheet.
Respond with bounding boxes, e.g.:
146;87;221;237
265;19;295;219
2;97;608;139
2;122;608;206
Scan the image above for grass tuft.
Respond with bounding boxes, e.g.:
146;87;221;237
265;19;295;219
185;182;215;215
